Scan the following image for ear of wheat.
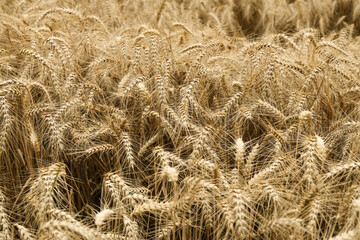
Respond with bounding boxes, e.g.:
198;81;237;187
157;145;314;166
1;0;360;239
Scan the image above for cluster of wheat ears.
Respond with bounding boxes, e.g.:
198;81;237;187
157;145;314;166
2;0;360;239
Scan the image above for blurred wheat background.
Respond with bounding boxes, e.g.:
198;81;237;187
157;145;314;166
1;0;360;239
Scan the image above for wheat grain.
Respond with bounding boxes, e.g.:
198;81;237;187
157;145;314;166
2;1;360;239
15;224;34;240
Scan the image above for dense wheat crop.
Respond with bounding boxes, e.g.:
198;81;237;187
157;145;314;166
1;0;360;239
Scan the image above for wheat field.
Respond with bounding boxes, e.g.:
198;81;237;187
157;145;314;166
1;0;360;239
